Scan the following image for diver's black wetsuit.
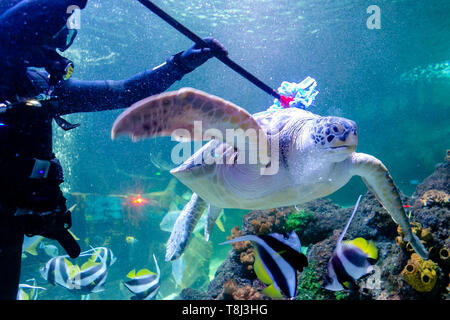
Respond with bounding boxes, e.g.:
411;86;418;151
0;50;199;300
0;0;227;300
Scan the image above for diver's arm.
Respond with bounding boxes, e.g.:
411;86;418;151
54;37;228;115
54;53;191;115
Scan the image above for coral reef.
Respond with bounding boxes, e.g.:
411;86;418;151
411;158;449;267
418;190;450;208
239;248;255;271
217;279;263;300
249;217;273;235
396;222;433;254
219;279;238;300
227;226;251;253
205;249;255;299
232;284;264;300
227;226;254;270
438;246;449;267
295;260;326;300
178;288;214;300
244;207;292;235
401;253;439;292
281;209;314;234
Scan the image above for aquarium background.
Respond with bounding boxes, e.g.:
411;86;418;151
19;0;449;300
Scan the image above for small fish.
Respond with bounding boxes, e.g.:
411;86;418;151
123;254;160;300
67;255;108;294
323;195;378;291
126;236;138;245
22;235;44;256
40;256;72;289
407;210;415;221
39;242;59;258
220;231;308;299
17;279;46;300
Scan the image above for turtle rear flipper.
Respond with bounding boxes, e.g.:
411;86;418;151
351;152;428;260
165;193;207;261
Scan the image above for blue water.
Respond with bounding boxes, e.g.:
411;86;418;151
17;0;449;300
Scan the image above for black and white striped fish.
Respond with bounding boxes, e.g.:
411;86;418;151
17;279;46;300
40;256;72;289
67;254;109;294
220;230;308;299
80;246;117;267
323;195;378;291
123;254;160;300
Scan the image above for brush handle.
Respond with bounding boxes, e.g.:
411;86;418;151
136;0;281;100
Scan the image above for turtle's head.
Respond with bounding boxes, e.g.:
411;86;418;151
310;116;358;161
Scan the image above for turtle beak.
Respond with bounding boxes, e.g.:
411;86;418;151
331;131;358;149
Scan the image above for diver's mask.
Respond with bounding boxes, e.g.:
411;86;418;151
42;9;80;84
49;6;81;52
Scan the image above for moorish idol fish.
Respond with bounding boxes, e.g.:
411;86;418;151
40;256;72;289
123;254;160;300
79;246;117;267
17;279;46;300
66;255;109;294
323;195;378;291
89;246;117;267
220;231;308;299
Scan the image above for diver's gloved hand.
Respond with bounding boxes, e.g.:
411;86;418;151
16;191;81;259
177;37;228;72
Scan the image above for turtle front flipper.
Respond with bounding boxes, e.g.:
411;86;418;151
165;193;207;261
111;87;270;165
351;152;429;259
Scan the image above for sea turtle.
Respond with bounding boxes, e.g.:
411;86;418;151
111;88;428;262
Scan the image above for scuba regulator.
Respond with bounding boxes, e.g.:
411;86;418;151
37;45;75;89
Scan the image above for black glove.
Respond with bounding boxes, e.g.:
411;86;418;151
177;37;228;72
18;203;81;259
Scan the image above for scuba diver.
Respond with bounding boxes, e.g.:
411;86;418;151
0;0;228;300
